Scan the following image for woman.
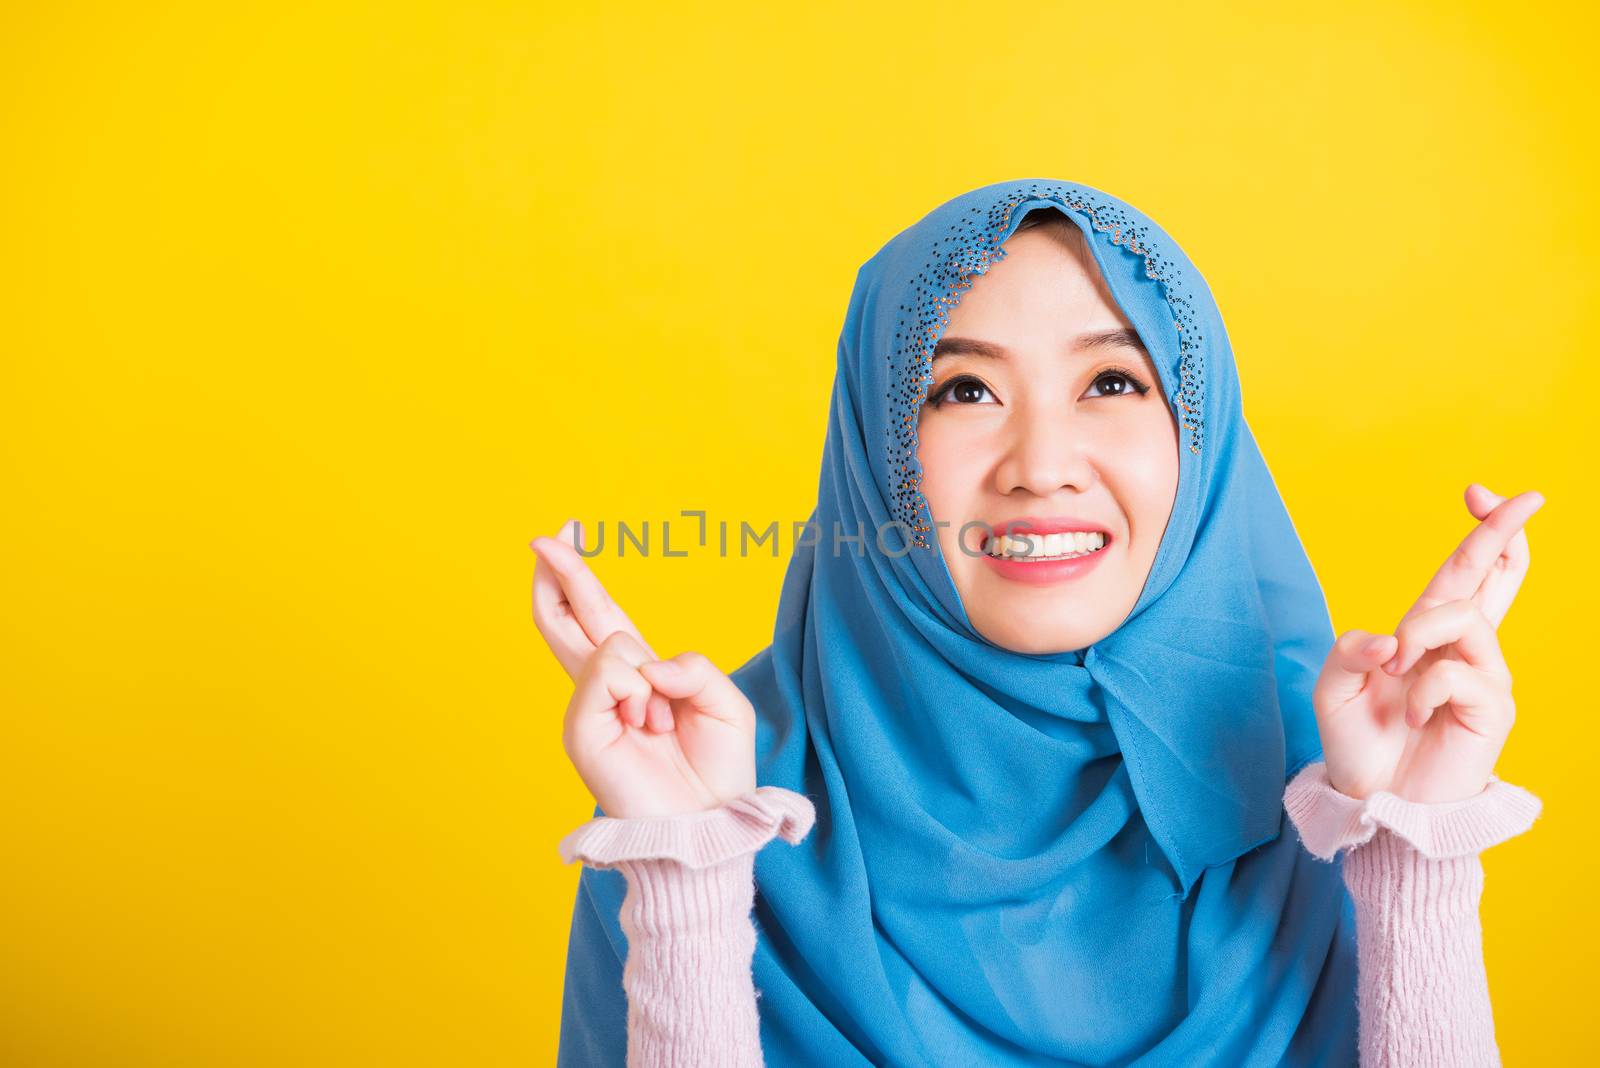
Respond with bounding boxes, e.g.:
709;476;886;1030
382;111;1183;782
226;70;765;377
533;179;1545;1066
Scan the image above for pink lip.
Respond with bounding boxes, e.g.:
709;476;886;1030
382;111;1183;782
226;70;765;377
978;515;1113;587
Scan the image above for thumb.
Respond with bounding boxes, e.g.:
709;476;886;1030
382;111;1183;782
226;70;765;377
1464;482;1506;522
570;632;654;732
637;652;754;729
1317;629;1396;711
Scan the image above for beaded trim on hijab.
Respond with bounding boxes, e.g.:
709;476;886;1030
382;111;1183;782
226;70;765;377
888;181;1206;550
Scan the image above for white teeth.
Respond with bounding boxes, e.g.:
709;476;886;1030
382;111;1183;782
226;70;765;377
986;531;1107;560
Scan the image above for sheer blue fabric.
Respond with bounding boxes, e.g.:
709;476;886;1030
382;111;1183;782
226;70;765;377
558;179;1359;1065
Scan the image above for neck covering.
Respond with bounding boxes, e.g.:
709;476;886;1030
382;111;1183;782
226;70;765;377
558;179;1361;1066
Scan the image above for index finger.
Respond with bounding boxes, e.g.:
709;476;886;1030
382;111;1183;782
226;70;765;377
1402;489;1545;624
532;521;594;678
530;520;658;672
1463;483;1533;627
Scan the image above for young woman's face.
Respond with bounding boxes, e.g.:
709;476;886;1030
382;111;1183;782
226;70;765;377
915;223;1181;654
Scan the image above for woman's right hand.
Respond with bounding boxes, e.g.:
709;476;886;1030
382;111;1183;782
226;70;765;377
530;519;757;819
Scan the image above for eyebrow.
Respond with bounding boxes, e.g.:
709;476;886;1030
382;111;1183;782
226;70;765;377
932;328;1148;362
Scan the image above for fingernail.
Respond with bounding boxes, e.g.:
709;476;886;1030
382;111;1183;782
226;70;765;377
1383;656;1400;673
1362;636;1384;655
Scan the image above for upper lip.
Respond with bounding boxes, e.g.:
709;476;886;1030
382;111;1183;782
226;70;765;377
980;516;1112;550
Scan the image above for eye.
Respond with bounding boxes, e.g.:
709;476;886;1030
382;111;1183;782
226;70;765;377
1083;366;1153;399
926;374;996;408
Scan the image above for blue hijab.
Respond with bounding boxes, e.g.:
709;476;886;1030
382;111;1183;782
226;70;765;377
558;179;1360;1066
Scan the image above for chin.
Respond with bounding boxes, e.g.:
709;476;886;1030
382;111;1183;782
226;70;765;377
976;617;1098;655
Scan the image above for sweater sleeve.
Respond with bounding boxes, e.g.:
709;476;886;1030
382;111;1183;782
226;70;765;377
557;787;818;1068
1283;761;1543;1067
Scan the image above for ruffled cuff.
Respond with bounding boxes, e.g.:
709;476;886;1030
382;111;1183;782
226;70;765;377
559;785;817;871
1283;760;1543;862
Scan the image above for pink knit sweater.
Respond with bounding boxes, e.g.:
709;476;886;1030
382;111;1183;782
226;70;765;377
559;762;1543;1067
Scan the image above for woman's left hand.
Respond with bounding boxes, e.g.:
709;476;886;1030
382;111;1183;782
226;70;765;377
1311;483;1546;804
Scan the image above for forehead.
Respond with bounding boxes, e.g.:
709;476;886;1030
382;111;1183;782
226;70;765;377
941;230;1133;330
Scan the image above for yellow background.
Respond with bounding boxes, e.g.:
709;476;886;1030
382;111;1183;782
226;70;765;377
2;2;1593;1063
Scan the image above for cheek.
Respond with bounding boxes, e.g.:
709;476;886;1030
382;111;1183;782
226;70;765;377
915;421;988;564
913;421;975;520
1115;412;1181;538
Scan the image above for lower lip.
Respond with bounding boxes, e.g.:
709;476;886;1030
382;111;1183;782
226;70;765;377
979;541;1111;586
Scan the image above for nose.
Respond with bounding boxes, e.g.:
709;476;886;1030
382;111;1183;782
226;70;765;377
993;404;1098;498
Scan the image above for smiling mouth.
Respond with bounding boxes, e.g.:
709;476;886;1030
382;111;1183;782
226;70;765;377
982;530;1110;561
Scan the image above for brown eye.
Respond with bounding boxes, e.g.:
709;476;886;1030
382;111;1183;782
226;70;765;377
1084;368;1152;399
927;375;996;408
